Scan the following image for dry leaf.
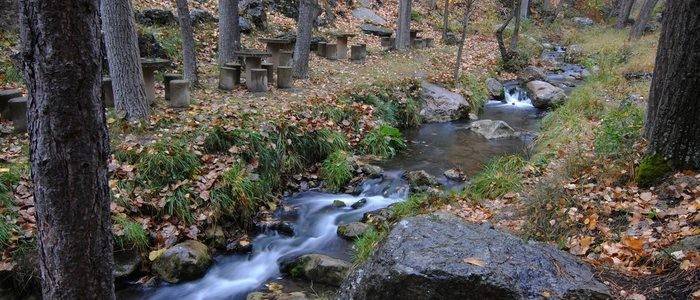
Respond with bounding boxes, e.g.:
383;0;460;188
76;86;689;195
463;257;486;267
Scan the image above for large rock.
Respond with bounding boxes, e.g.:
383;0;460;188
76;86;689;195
270;0;299;19
351;8;386;25
403;170;440;188
469;119;518;140
190;9;217;24
152;240;213;283
525;80;567;109
419;82;470;122
135;9;176;26
239;0;267;30
485;78;504;99
337;222;370;240
339;213;612;299
522;65;547;82
138;31;169;59
359;23;393;37
113;249;141;278
281;254;351;287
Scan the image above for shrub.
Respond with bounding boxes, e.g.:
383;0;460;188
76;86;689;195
353;227;385;263
137;140;201;188
465;155;526;200
114;216;149;250
210;164;265;227
635;154;671;188
320;150;353;192
594;104;644;158
361;124;406;158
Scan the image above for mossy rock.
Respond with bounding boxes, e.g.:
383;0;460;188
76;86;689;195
635;154;671;188
152;240;212;283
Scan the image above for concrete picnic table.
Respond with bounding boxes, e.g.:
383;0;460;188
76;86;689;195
140;58;170;104
259;37;295;67
233;49;272;86
331;33;357;59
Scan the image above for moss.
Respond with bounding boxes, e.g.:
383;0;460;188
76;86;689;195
320;150;353;192
635;154;671;188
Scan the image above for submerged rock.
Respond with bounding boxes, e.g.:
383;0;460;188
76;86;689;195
419;81;470;122
404;170;440;188
360;163;383;178
485;78;504;99
337;222;370;240
281;254;351;287
469;119;518;139
526;80;567;109
339;213;611;299
351;198;368;209
152;240;212;283
443;168;465;181
332;199;347;207
256;220;295;236
225;238;253;254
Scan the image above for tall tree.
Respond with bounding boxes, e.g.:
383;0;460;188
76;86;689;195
395;0;412;51
175;0;199;85
442;0;450;39
510;0;522;51
292;0;320;78
519;0;529;18
19;0;114;298
629;0;659;40
615;0;634;29
218;0;241;65
101;0;150;120
644;0;699;169
453;0;474;83
496;0;516;64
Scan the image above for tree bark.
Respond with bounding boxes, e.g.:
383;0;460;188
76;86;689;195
293;0;320;78
496;1;515;67
101;0;150;120
510;0;522;51
644;0;700;169
218;0;241;65
175;0;199;85
519;0;529;19
629;0;659;40
615;0;634;29
19;0;114;298
395;0;412;51
442;0;449;39
453;0;474;83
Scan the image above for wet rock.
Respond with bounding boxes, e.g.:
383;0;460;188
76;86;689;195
443;169;465;181
332;199;347;207
337;222;370;240
404;170;440;188
351;198;368;209
152;240;213;283
256;220;295;236
247;291;309;300
359;23;393;37
239;0;267;30
469;119;518;140
485;78;504;100
190;9;217;24
339;213;611;299
135;9;176;26
361;206;394;224
419;81;470;122
113;249;141;278
226;238;253;254
573;17;594;27
351;8;386;25
360;164;383;178
522;65;547;82
526;80;567;109
281;254;351;287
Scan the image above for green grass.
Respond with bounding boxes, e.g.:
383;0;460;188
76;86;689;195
114;216;149;250
137;139;201;188
210;164;265;227
0;165;21;208
288;128;348;164
635;154;671;188
464;155;526;200
0;218;16;250
320;150;353;192
460;74;489;113
203;126;235;153
391;193;428;219
523;176;576;242
396;97;422;128
352;227;385;263
361;124;406;158
164;186;195;224
410;10;423;22
594;104;644;158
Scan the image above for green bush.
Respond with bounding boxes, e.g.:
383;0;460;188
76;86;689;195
635;154;671;188
594;105;644;157
361;124;406;158
210;164;266;227
320;150;353;192
465;155;526;200
137;140;201;188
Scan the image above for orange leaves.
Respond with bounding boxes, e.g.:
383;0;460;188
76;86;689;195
621;236;645;252
567;235;594;256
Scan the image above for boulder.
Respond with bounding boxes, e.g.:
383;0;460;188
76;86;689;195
469;119;518;140
281;254;351;287
359;23;393;37
226;238;253;254
190;9;217;24
135;9;176;26
256;220;295;236
332;199;347;207
138;31;169;59
573;17;594;27
485;78;503;99
351;198;368;209
525;80;567;109
522;65;547;82
270;0;299;19
361;206;393;225
239;18;253;34
113;249;141;278
239;0;267;30
152;240;213;283
404;170;440;188
360;164;383;178
419;82;470;123
443;168;465;181
351;8;386;25
337;222;370;240
339;213;612;299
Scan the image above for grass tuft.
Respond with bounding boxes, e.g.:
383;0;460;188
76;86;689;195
361;124;406;158
210;164;265;228
391;193;428;220
352;227;385;263
594;104;644;158
464;155;526;200
114;216;149;250
137;140;200;188
320;150;353;192
164;186;195;224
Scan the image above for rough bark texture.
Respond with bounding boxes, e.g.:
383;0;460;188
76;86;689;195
510;0;521;51
395;0;411;51
175;0;199;85
442;0;449;39
644;0;700;169
218;0;241;65
629;0;658;40
293;0;319;78
519;0;528;18
101;0;150;120
453;0;473;83
19;0;114;298
615;0;634;28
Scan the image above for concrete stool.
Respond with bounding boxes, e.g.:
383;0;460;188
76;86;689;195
316;42;327;57
350;44;367;62
224;62;242;85
163;73;183;101
8;97;27;132
325;43;338;60
279;51;293;67
219;66;239;90
247;69;268;92
0;89;22;119
169;79;190;108
424;38;435;48
261;62;274;83
101;78;114;108
276;66;293;89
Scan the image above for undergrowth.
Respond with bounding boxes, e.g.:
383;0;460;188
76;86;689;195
320;150;353;192
361;124;406;158
137;139;201;188
464;155;526;200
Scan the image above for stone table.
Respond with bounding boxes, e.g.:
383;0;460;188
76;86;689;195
259;38;295;67
331;33;357;60
410;29;422;43
234;50;272;90
140;58;170;104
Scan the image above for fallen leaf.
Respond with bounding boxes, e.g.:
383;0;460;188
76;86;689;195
463;257;486;267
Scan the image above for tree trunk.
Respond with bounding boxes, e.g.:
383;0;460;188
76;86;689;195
101;0;150;120
510;0;522;51
496;1;515;67
615;0;634;29
395;0;412;51
519;0;529;18
644;0;700;169
453;0;474;83
543;0;550;11
175;0;198;85
442;0;449;39
629;0;658;40
218;0;241;65
293;0;320;78
19;0;114;298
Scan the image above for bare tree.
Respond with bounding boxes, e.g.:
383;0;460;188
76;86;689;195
218;0;241;65
395;0;412;51
175;0;199;85
510;0;522;51
496;0;516;68
442;0;450;39
101;0;150;120
629;0;659;40
615;0;634;29
293;0;321;78
19;0;114;298
644;0;699;169
453;0;474;83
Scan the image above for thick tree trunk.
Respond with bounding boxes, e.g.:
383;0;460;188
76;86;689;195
395;0;412;51
519;0;529;18
543;0;550;11
453;0;473;83
101;0;150;120
218;0;241;64
175;0;198;85
629;0;659;40
19;0;114;298
293;0;320;78
442;0;449;39
510;0;522;51
615;0;634;29
644;0;700;169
